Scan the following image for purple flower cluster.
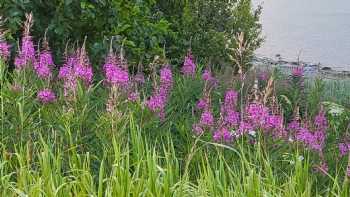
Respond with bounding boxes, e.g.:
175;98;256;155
0;41;10;60
14;14;35;70
146;65;173;120
237;121;254;137
221;90;240;127
338;142;350;157
295;127;323;152
245;103;284;134
103;54;129;88
127;72;145;103
200;110;214;126
202;69;219;87
74;64;93;84
192;107;216;136
58;56;77;96
264;115;284;135
58;48;93;96
314;110;327;132
34;50;54;79
193;88;291;142
202;69;212;81
292;66;304;77
127;73;145;103
181;51;196;76
192;87;213;136
246;103;269;128
213;127;233;142
128;91;139;102
160;65;173;89
37;89;56;104
193;89;241;142
133;73;145;84
192;124;204;135
224;110;240;127
224;90;238;108
146;93;166;113
287;110;328;154
287;120;300;132
196;97;209;110
15;36;35;70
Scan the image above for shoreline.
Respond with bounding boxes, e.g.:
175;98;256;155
252;55;350;80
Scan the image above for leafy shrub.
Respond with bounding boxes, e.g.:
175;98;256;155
157;0;263;67
0;0;173;66
0;0;262;69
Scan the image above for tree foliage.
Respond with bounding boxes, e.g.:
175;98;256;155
0;0;262;68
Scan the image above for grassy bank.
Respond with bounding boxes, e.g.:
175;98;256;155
1;56;350;196
1;13;350;196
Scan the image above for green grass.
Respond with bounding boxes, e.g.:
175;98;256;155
322;79;350;107
1;59;350;196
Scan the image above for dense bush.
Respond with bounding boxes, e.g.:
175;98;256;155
0;0;262;69
0;0;172;66
157;0;262;66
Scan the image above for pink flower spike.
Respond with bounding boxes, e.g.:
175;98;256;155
224;90;238;108
37;89;56;104
202;69;212;81
314;109;328;132
128;92;139;102
34;50;55;79
200;110;214;126
224;110;240;127
0;42;10;60
160;65;173;89
181;51;196;76
196;97;209;110
15;36;35;70
213;130;222;142
246;103;269;128
339;143;350;157
192;124;204;136
103;54;129;87
213;127;233;142
292;66;303;77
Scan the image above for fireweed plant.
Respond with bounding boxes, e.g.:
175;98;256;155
58;40;93;101
0;16;10;61
103;47;129;113
146;61;173;121
1;14;350;196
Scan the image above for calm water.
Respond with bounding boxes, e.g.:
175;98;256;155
253;0;350;71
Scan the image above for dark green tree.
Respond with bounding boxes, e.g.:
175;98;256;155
1;0;262;70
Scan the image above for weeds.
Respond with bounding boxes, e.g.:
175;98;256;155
0;14;350;196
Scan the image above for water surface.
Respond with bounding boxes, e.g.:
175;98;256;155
253;0;350;71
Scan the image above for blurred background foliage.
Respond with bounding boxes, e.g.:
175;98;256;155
0;0;262;69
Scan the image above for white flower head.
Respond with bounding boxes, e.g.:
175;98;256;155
288;137;294;142
248;130;256;137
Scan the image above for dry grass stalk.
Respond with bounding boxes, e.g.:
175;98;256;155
228;32;252;77
0;16;8;40
263;75;274;105
23;12;34;37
